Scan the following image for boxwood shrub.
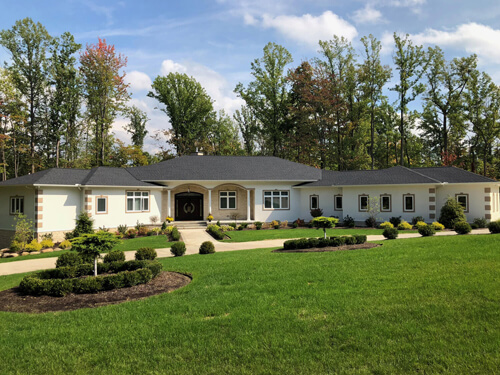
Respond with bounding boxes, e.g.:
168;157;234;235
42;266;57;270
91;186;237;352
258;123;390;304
282;235;366;250
170;242;186;257
170;227;181;241
383;228;399;239
488;220;500;234
207;225;225;240
418;224;436;237
454;221;471;235
56;252;83;268
199;241;215;254
104;250;126;263
19;260;162;297
135;247;157;260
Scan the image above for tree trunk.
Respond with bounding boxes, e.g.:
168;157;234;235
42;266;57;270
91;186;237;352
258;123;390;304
399;107;404;166
442;113;448;160
370;103;375;170
94;257;97;277
56;139;60;168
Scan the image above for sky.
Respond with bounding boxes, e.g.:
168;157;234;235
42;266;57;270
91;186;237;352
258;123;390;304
2;0;500;153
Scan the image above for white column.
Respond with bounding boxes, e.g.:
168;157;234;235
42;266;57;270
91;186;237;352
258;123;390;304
208;189;212;214
167;190;171;218
247;189;251;221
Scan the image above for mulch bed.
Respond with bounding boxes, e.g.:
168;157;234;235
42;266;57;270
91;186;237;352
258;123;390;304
272;243;382;253
0;271;191;314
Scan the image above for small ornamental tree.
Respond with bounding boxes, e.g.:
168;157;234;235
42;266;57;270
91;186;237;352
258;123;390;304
439;197;466;229
311;217;339;239
71;232;120;276
73;211;94;237
12;214;34;251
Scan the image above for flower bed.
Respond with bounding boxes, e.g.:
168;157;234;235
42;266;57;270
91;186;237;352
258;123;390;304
19;260;162;297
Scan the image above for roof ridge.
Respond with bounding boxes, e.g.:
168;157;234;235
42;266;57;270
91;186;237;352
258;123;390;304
447;165;498;182
80;167;99;185
400;166;443;183
124;167;147;183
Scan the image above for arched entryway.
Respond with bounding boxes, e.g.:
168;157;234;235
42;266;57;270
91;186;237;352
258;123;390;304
175;192;204;221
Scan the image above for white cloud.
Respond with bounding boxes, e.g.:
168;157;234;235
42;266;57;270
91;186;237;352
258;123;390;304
256;11;358;47
159;59;244;113
352;4;383;25
125;71;152;92
411;23;500;63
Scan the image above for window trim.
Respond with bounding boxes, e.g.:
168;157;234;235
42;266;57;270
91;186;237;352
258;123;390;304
219;191;237;210
125;191;150;213
310;195;319;210
455;193;469;213
358;194;369;212
403;194;415;213
10;196;24;215
95;196;108;215
380;194;392;212
263;190;290;210
334;195;343;211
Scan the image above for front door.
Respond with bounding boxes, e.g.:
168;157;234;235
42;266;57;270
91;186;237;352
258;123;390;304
175;192;203;221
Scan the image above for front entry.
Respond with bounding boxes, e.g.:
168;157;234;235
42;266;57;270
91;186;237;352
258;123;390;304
175;192;203;221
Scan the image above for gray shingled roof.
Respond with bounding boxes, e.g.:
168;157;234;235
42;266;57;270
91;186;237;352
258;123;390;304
0;167;158;187
127;155;322;181
297;166;497;187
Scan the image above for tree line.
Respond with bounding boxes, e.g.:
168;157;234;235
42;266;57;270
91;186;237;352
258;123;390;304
1;18;499;181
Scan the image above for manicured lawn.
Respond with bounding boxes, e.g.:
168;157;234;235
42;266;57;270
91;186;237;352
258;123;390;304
0;236;174;264
0;234;499;374
223;227;418;242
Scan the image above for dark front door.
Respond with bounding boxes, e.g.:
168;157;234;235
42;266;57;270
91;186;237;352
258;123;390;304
175;192;203;221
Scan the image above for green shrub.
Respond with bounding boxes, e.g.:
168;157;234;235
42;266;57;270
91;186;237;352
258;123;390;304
127;228;137;238
414;221;427;230
237;225;244;231
56;252;83;268
207;225;225;240
342;215;355;228
117;224;128;235
439;197;466;229
255;221;263;230
383;228;398;239
310;208;323;218
317;238;330;248
104;250;126;263
488;220;500;234
199;241;215;254
308;238;320;248
353;234;367;244
343;236;356;245
71;232;120;276
411;216;425;225
59;240;72;249
73;212;94;237
229;222;237;229
418;224;436;237
329;236;346;247
40;239;54;248
170;242;186;257
240;223;249;229
454;221;471;235
170;227;181;241
135;247;157;260
311;216;339;238
365;217;377;228
283;240;297;250
292;221;298;228
389;216;402;227
431;222;445;231
397;220;412;230
25;239;42;252
379;221;393;229
472;217;487;228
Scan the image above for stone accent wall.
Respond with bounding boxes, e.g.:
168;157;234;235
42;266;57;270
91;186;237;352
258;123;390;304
35;189;43;233
428;188;436;220
485;187;492;220
0;230;15;249
84;189;92;216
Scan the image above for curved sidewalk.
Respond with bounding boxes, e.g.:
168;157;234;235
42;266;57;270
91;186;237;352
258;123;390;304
0;228;491;276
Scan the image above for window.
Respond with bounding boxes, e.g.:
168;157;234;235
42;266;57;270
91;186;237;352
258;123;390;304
126;191;149;212
96;197;107;214
380;195;391;212
264;191;289;210
10;196;24;214
403;194;415;212
220;191;236;209
334;195;343;211
310;195;319;210
359;195;369;212
455;194;469;213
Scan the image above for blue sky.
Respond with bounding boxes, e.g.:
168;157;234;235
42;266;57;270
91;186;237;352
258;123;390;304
2;0;500;152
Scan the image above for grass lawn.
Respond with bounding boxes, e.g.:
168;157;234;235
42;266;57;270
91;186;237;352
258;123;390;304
223;227;418;242
0;234;498;374
0;235;174;264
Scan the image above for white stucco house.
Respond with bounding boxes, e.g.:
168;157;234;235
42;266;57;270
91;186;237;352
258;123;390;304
0;154;499;246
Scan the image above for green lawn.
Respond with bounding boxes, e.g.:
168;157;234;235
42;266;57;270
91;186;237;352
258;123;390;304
223;227;418;242
0;234;498;374
0;235;174;264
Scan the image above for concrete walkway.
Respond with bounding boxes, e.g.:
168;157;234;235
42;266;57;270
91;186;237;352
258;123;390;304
0;228;492;276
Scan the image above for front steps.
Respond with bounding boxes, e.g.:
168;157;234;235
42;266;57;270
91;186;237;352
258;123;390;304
172;221;208;229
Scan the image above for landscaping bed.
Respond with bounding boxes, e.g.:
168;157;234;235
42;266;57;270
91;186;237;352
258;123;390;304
273;242;381;253
0;271;190;313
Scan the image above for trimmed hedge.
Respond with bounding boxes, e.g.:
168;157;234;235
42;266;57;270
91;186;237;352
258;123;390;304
170;227;181;241
199;241;215;254
488;220;500;234
170;242;186;257
207;225;225;240
282;235;366;250
383;228;399;239
418;224;436;237
19;260;162;297
56;252;83;268
104;250;126;263
135;247;157;260
454;221;471;235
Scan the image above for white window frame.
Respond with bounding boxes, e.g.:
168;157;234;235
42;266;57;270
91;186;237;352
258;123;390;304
126;191;150;212
380;194;391;212
359;195;369;212
263;190;289;210
455;193;469;213
310;195;319;210
10;196;24;215
403;194;415;212
334;195;343;211
219;191;237;210
96;196;108;214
